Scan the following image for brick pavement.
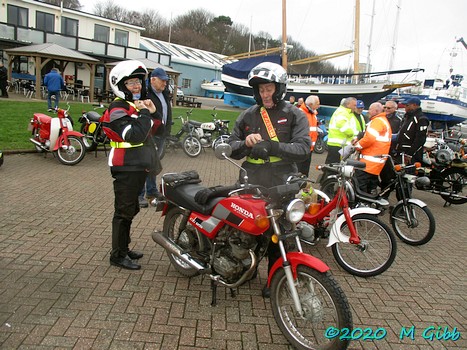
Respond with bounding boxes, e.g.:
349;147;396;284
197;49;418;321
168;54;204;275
0;149;466;349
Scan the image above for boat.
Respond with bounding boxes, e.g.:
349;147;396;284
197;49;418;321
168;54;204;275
200;79;225;99
221;0;415;116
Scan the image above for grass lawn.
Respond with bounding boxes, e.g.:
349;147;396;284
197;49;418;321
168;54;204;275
0;99;240;151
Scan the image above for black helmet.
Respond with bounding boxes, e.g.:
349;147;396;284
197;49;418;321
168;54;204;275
248;62;287;105
415;176;430;190
109;60;148;101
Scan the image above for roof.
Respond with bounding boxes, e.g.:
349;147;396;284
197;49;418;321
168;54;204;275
106;58;180;75
140;38;233;70
5;43;99;64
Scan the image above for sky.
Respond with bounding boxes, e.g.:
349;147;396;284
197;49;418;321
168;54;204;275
79;0;467;81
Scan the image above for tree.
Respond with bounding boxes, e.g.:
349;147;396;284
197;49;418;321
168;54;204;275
40;0;82;10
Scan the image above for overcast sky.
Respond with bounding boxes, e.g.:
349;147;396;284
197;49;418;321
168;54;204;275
80;0;467;81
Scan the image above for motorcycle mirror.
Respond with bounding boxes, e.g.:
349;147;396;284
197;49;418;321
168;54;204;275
214;143;232;159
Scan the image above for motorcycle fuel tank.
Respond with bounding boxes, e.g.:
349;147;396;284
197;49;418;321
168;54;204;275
211;196;269;235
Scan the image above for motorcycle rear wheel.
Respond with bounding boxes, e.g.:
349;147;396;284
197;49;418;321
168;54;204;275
439;168;467;204
332;214;397;277
212;134;230;150
391;202;435;245
163;207;199;277
80;123;98;152
270;267;352;350
182;135;202;157
55;136;86;165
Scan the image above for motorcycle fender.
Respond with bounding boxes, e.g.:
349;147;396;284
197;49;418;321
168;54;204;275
53;131;84;151
266;252;330;287
327;207;380;247
397;198;427;208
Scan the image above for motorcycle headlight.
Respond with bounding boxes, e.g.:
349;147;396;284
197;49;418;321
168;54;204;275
285;199;305;224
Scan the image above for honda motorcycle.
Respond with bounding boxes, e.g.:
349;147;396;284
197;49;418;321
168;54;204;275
416;136;467;205
152;143;353;350
28;105;86;165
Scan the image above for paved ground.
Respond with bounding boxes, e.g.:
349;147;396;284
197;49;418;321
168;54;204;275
0;148;466;350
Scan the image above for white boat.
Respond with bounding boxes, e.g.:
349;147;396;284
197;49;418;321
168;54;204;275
200;80;224;98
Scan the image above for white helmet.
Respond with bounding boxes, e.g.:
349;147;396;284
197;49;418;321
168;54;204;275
109;60;148;100
248;62;288;105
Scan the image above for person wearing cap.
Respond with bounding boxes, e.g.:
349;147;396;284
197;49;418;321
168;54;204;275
138;67;172;207
395;97;429;165
355;99;368;126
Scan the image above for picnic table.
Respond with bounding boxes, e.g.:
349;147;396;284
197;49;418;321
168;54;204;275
176;96;202;108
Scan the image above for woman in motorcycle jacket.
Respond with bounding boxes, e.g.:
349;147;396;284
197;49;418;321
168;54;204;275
227;62;311;297
102;60;160;270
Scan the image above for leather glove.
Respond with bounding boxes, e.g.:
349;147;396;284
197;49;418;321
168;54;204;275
195;186;219;205
250;140;280;160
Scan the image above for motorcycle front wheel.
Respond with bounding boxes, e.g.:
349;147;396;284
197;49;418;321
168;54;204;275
439;167;467;204
314;136;326;154
212;134;230;150
332;214;397;277
391;202;435;245
270;267;352;350
55;136;86;165
163;207;199;277
182;135;202;157
80;123;98;152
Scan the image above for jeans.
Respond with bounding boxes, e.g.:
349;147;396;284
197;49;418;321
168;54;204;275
47;90;60;109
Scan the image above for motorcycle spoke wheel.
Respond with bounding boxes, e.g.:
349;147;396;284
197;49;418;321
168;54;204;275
270;267;352;350
162;208;199;277
182;136;202;157
391;203;436;245
212;134;230;150
80;123;98;152
439;168;467;204
55;136;86;165
332;214;397;277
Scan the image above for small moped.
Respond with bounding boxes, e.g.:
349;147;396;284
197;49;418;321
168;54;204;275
28;105;86;165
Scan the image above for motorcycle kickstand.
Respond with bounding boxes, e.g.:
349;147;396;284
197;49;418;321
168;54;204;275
210;280;218;306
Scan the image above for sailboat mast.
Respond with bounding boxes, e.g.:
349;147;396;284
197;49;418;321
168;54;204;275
353;0;360;75
282;0;288;69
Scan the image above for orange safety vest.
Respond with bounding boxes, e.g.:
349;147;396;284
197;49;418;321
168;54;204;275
299;103;318;151
355;112;392;175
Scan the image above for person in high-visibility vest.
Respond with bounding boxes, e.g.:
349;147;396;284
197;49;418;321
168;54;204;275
101;60;160;271
353;102;392;194
297;95;320;176
227;62;311;298
325;97;358;165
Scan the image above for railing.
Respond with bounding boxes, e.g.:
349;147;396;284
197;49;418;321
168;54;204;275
0;22;169;63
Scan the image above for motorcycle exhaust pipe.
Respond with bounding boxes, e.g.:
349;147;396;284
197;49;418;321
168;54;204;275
210;250;257;289
29;138;47;151
428;190;467;200
152;230;208;272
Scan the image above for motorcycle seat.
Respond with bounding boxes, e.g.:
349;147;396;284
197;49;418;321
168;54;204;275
165;183;225;215
188;120;203;127
86;110;102;122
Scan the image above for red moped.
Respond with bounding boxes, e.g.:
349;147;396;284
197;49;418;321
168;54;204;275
28;105;86;165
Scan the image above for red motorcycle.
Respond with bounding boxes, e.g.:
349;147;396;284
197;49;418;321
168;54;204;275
28;105;86;165
152;144;353;350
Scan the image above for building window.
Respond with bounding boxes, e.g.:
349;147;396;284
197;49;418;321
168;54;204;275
61;17;78;36
7;5;28;27
36;11;54;32
115;29;128;46
94;24;109;43
182;78;191;89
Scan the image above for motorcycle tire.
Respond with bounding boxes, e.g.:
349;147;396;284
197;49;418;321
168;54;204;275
320;178;339;199
391;202;436;246
182;135;202;157
163;207;199;277
80;123;98;152
212;134;230;150
314;136;326;154
439;167;467;204
55;136;86;166
270;267;352;350
332;214;397;277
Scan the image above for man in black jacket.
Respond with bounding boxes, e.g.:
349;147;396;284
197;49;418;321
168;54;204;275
139;68;172;207
396;97;429;165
